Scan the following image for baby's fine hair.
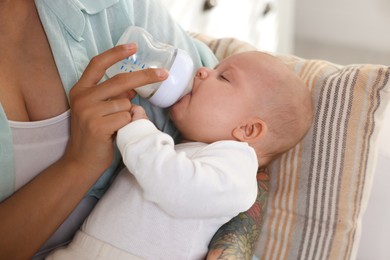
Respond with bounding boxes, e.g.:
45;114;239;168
255;54;313;161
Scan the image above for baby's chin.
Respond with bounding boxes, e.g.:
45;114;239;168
170;92;191;113
169;92;192;127
169;102;183;125
169;101;186;125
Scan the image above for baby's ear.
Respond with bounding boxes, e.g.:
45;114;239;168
232;118;267;143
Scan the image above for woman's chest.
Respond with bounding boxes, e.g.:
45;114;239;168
0;18;69;122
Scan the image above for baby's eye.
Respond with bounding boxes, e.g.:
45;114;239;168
219;74;230;82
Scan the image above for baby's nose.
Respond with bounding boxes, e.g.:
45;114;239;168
196;67;209;79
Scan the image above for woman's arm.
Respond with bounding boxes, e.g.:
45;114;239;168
207;168;269;260
0;45;168;260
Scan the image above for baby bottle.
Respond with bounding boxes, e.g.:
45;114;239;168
106;26;195;108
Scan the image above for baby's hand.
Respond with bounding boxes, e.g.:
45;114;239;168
130;104;148;122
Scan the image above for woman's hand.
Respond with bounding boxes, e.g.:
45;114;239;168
64;43;168;175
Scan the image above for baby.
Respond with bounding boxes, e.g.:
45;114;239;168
48;51;313;260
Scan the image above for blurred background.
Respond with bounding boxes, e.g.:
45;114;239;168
160;1;390;259
161;0;390;65
295;0;390;65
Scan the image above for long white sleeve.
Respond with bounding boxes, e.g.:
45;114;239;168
116;119;258;219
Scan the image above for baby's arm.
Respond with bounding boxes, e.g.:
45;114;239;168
116;117;258;219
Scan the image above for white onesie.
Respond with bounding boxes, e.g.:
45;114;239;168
80;119;258;259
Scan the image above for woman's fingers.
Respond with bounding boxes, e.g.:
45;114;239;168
83;98;132;118
80;43;138;85
99;111;133;135
74;42;169;102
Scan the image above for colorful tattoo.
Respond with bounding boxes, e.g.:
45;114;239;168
207;168;269;260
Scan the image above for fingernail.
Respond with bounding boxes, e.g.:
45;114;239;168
155;69;168;79
124;42;137;50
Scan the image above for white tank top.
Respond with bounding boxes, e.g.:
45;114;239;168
9;110;98;259
9;111;70;190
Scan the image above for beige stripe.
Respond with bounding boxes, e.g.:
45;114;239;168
277;145;299;260
263;156;285;260
282;143;305;260
267;153;289;260
277;149;296;260
222;38;236;58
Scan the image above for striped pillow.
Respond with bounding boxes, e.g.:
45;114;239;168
256;56;390;260
192;34;390;260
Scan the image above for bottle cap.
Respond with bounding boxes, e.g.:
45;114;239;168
149;49;194;107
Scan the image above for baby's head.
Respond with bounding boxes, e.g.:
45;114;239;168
170;51;313;167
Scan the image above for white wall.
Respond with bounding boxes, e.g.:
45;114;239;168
276;0;296;54
295;0;390;52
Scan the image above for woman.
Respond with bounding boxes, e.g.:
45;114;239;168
0;0;263;259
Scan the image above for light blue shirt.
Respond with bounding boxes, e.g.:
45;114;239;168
0;0;218;201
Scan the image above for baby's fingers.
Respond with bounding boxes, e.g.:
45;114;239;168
130;105;148;121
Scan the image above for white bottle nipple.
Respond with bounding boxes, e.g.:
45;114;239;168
106;26;195;108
